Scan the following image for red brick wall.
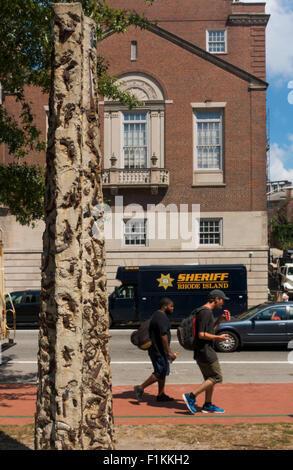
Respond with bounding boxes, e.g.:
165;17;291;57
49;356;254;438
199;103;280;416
100;25;267;212
108;0;267;78
2;86;48;166
1;0;267;215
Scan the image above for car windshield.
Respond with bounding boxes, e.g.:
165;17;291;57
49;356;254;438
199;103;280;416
287;267;293;276
236;303;270;320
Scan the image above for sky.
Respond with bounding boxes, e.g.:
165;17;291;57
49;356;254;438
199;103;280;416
245;0;293;183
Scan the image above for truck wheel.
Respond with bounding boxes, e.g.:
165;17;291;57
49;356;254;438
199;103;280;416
215;331;239;353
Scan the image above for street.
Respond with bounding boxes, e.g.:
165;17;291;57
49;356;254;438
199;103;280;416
1;329;293;385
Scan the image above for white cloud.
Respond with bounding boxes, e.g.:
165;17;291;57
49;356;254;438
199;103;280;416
269;138;293;182
242;1;293;82
265;0;293;81
242;2;293;181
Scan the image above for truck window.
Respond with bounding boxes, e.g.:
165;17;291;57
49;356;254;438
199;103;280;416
287;267;293;276
117;285;135;299
7;292;24;305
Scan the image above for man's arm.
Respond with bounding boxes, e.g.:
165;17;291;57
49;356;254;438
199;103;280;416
161;334;176;360
214;313;226;332
197;310;228;341
198;331;229;342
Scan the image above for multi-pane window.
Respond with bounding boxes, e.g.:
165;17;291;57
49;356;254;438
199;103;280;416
194;110;223;169
124;219;147;246
207;30;227;53
123;112;148;168
200;219;222;245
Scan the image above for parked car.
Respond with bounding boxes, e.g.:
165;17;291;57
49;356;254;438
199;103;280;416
5;290;41;328
215;302;293;352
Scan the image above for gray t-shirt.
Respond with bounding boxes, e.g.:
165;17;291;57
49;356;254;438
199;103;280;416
193;307;218;364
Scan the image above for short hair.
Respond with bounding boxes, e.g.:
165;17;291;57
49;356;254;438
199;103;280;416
159;297;173;308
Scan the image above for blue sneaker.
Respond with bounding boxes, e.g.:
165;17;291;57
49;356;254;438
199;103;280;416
202;403;225;413
182;393;197;414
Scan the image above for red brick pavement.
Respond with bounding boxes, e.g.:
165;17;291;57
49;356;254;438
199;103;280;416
1;383;293;426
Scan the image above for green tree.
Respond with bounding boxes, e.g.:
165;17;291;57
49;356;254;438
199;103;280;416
0;0;154;225
270;198;293;250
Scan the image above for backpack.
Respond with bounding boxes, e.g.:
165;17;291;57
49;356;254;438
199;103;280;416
130;318;152;350
177;307;205;351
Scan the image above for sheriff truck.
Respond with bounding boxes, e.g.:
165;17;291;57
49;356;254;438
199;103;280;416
108;264;247;326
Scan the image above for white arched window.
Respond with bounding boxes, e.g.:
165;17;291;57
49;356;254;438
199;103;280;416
103;73;165;171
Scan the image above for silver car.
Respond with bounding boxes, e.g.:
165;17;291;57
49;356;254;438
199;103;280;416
215;302;293;352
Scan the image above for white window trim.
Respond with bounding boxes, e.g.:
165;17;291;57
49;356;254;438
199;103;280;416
120;111;150;169
191;102;226;109
131;41;137;61
123;218;148;247
199;218;223;246
193;108;224;172
206;29;227;54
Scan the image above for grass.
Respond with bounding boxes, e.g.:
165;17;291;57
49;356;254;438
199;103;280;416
1;423;293;450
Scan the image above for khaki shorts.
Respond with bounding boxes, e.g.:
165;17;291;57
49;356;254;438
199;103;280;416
196;359;223;384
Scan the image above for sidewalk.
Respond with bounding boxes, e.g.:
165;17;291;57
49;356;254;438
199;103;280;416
1;383;293;426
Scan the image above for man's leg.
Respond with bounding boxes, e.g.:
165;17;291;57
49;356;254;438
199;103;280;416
193;379;214;400
134;374;157;403
183;361;222;414
199;361;225;413
140;374;158;390
134;354;172;402
157;377;166;396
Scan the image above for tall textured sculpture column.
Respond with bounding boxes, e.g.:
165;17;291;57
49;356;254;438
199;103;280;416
35;3;114;450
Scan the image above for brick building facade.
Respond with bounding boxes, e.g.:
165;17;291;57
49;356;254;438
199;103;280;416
0;0;269;307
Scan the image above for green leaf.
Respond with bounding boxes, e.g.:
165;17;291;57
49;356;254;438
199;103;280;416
0;0;155;224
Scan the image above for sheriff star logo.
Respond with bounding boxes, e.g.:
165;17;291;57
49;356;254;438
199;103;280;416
157;273;175;290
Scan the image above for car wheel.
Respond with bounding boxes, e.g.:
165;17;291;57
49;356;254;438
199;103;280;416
109;315;113;328
215;331;239;353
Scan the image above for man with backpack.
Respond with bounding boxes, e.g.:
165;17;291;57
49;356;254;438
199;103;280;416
134;297;177;403
182;289;230;414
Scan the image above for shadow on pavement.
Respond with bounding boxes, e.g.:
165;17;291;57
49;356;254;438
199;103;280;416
113;389;187;412
0;385;36;408
0;431;31;450
0;353;37;385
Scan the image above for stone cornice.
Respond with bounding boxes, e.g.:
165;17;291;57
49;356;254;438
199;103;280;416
227;14;270;26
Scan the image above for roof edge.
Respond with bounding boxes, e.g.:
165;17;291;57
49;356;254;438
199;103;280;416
102;24;268;89
148;24;268;88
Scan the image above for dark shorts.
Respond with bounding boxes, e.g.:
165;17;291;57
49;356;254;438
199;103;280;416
149;351;170;379
196;359;223;384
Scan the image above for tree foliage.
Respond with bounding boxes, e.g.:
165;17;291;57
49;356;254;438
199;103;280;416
270;198;293;250
0;0;154;225
0;162;45;225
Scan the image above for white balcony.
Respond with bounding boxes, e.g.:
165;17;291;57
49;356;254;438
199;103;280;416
102;168;169;195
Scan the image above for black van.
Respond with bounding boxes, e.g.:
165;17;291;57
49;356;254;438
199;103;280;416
108;264;247;326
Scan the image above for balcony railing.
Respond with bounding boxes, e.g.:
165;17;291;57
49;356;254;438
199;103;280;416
102;168;169;194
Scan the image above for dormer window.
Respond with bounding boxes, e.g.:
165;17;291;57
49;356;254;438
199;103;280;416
206;30;227;54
